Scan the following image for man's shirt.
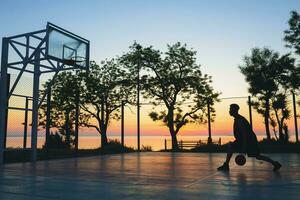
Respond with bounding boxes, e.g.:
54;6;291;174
233;114;258;145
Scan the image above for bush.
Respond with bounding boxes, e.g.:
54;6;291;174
42;132;71;149
141;145;152;152
101;139;135;153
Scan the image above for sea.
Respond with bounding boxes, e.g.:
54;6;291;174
5;135;297;151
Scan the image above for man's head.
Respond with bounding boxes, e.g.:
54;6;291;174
229;104;239;117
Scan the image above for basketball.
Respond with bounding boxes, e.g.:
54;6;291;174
235;154;246;166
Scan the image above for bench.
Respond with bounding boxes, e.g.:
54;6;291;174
164;139;221;150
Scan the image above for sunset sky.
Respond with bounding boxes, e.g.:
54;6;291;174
1;0;300;141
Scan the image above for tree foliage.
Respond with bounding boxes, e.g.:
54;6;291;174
239;47;296;141
284;11;300;55
121;42;219;150
39;71;85;148
78;60;135;146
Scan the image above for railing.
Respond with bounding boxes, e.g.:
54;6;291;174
164;139;222;150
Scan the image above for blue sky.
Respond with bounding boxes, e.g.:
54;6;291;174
0;0;299;97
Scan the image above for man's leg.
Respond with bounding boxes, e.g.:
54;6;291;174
225;144;233;164
255;154;275;164
255;154;282;171
218;143;234;171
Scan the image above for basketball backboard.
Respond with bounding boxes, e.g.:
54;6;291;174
46;22;90;69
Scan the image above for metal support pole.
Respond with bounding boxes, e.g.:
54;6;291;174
101;96;105;147
292;91;299;143
137;66;140;151
31;50;40;162
45;87;51;148
23;97;29;148
135;45;142;151
248;96;253;129
3;74;10;149
207;99;212;144
75;91;79;151
0;37;9;164
121;100;124;147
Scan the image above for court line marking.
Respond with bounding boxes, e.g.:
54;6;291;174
184;172;219;188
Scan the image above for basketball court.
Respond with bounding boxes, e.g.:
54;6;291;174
0;153;299;200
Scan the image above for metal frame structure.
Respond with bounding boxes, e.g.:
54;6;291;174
0;23;89;164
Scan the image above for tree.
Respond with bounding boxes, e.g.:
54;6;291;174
272;54;297;142
79;60;135;147
284;11;300;142
271;93;290;142
121;42;219;150
39;71;84;148
240;48;296;141
284;11;300;55
240;48;279;140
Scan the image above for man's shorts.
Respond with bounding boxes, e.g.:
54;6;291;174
230;140;260;157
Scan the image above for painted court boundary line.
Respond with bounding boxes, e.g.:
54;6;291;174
184;172;220;188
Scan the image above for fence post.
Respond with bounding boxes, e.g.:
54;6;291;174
23;97;29;148
121;100;124;147
248;96;253;129
207;99;212;144
292;91;299;143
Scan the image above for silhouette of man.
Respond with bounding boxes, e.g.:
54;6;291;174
217;104;281;171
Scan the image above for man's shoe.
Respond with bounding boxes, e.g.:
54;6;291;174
217;163;229;171
273;161;282;171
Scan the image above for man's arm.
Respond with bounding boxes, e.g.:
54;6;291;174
237;120;248;153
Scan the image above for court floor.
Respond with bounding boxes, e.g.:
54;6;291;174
0;152;299;200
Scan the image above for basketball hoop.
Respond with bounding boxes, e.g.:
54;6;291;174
62;56;86;66
46;22;89;69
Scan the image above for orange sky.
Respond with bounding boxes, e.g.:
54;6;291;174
7;88;299;140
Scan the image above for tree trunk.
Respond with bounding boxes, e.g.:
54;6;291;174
96;118;108;148
279;117;286;143
171;133;179;151
65;111;70;147
283;125;289;143
278;127;284;142
100;96;108;147
101;129;108;147
167;107;179;151
265;99;271;140
273;128;278;140
274;109;284;142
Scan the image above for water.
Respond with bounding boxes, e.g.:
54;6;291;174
5;135;294;151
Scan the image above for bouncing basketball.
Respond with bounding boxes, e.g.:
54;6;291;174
235;154;246;166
